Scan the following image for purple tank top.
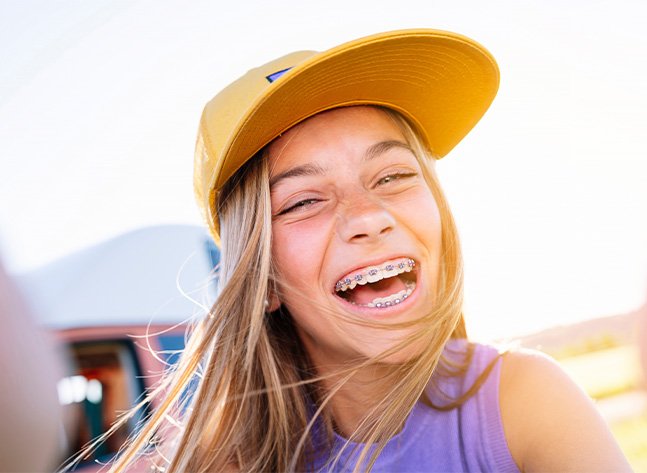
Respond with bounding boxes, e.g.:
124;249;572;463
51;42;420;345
314;341;520;472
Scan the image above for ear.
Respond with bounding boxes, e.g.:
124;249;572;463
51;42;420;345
266;290;281;312
266;275;281;312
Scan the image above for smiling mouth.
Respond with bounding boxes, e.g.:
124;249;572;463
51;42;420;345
334;258;417;309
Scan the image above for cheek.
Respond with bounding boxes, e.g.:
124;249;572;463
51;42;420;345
396;188;442;244
399;189;443;295
271;220;338;341
420;195;442;243
271;218;332;292
416;191;443;286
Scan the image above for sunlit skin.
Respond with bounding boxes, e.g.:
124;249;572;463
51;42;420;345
268;106;442;370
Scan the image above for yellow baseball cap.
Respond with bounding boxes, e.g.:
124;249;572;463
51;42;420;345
194;29;499;244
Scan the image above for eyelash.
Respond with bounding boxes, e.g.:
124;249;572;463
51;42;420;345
277;198;322;215
376;171;418;186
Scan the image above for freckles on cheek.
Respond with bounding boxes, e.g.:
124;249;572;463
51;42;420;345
272;221;330;278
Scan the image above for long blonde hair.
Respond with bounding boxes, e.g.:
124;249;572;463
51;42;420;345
90;106;484;473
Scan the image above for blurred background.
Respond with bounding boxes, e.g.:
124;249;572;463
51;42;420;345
1;0;646;470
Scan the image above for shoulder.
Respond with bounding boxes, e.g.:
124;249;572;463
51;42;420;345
499;348;631;472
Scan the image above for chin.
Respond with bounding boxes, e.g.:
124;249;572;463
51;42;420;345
355;327;430;365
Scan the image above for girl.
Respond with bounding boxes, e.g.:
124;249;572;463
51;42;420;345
110;29;630;472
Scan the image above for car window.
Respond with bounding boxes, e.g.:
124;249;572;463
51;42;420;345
58;340;147;468
157;333;186;367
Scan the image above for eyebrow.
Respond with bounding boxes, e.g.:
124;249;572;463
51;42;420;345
269;162;327;189
363;140;414;161
269;140;414;189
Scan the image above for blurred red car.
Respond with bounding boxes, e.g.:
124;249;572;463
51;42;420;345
19;225;218;471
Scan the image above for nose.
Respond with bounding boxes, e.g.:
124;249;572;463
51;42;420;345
337;197;396;244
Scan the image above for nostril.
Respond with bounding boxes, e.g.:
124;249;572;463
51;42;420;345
339;203;397;243
349;224;392;242
350;232;370;242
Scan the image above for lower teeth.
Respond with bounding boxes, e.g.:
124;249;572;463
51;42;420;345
362;281;416;309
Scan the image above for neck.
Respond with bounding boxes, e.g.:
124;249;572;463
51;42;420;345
313;359;398;439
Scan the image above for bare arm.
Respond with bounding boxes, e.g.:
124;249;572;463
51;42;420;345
500;349;631;472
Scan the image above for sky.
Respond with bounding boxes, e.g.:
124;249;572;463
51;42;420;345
1;0;646;340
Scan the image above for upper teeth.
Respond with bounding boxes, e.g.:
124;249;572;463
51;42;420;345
335;258;415;292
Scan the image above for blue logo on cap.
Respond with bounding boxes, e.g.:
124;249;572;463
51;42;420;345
266;67;292;83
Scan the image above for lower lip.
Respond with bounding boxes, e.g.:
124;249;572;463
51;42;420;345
333;272;422;318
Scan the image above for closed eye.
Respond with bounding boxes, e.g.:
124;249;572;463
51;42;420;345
276;198;322;216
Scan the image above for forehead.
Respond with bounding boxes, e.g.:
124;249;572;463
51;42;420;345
267;106;407;171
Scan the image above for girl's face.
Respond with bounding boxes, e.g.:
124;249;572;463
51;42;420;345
268;106;442;365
